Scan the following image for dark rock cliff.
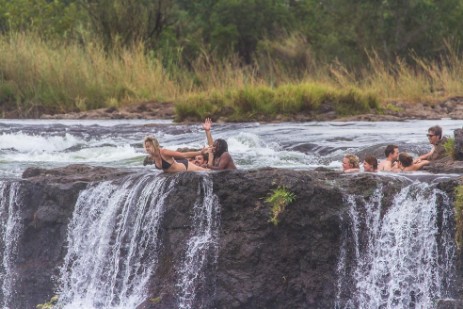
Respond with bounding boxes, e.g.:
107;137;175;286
6;165;463;308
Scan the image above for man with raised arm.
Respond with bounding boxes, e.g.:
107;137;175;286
202;118;237;170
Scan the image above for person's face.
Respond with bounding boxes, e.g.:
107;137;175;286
427;131;440;145
392;148;399;160
342;158;352;171
364;161;374;172
144;141;156;155
195;155;205;165
212;141;218;154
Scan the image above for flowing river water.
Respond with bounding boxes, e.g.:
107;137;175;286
0;119;461;178
0;119;461;308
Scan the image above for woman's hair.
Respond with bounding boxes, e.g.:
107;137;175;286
144;136;160;151
344;154;360;168
364;155;378;169
214;138;228;157
398;152;413;167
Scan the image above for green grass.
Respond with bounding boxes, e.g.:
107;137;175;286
36;295;58;309
175;83;380;121
2;32;463;120
454;185;463;251
444;137;456;159
266;187;296;226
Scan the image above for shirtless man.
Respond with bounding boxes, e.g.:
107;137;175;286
203;118;237;170
193;153;208;168
378;144;400;172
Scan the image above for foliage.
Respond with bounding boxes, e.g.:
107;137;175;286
2;0;463;118
36;295;58;309
266;186;296;226
454;185;463;251
175;82;379;121
444;137;456;160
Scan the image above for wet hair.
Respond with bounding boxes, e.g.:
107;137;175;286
384;144;398;158
144;136;160;151
364;155;378;169
428;125;442;139
344;154;359;168
214;139;228;158
398;153;413;167
196;153;208;162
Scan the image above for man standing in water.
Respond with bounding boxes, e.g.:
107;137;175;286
416;125;449;162
203;118;237;170
378;144;400;172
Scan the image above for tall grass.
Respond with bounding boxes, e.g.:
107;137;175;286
0;33;177;114
1;32;463;120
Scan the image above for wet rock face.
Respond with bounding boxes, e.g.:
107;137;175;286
5;166;463;308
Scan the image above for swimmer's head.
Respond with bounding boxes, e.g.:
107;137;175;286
144;136;160;154
213;139;228;157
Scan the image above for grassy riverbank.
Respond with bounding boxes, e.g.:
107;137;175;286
1;33;463;120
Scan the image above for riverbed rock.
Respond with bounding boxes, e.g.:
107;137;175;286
4;166;463;308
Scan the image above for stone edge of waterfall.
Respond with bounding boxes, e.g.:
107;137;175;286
5;164;463;308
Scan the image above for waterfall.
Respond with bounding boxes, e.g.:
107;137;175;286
0;181;22;309
57;174;175;309
336;182;456;309
176;175;221;309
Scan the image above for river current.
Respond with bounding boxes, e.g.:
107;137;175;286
0;119;461;178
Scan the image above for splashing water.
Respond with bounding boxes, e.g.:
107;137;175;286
176;175;220;309
0;181;22;308
336;182;456;309
57;175;175;309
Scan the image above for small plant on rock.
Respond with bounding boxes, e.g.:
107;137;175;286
36;295;58;309
444;137;456;159
266;186;296;225
454;185;463;251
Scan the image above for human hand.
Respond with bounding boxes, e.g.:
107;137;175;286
202;118;212;131
206;145;214;154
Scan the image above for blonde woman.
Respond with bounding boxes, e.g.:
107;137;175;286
144;136;209;172
342;154;360;173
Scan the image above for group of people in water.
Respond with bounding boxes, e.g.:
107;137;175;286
143;118;237;173
144;121;448;174
342;125;448;173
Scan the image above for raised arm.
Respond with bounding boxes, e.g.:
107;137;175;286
203;118;214;146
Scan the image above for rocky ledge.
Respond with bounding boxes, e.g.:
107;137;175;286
5;165;463;308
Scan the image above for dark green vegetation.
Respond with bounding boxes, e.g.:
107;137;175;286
1;0;463;120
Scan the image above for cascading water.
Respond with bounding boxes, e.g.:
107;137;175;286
0;181;22;308
336;182;456;309
57;174;176;309
176;175;220;309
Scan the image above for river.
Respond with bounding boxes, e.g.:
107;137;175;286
0;119;460;178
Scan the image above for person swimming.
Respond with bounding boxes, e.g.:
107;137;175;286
202;118;237;170
398;152;430;172
363;155;378;172
144;136;209;173
342;154;360;173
